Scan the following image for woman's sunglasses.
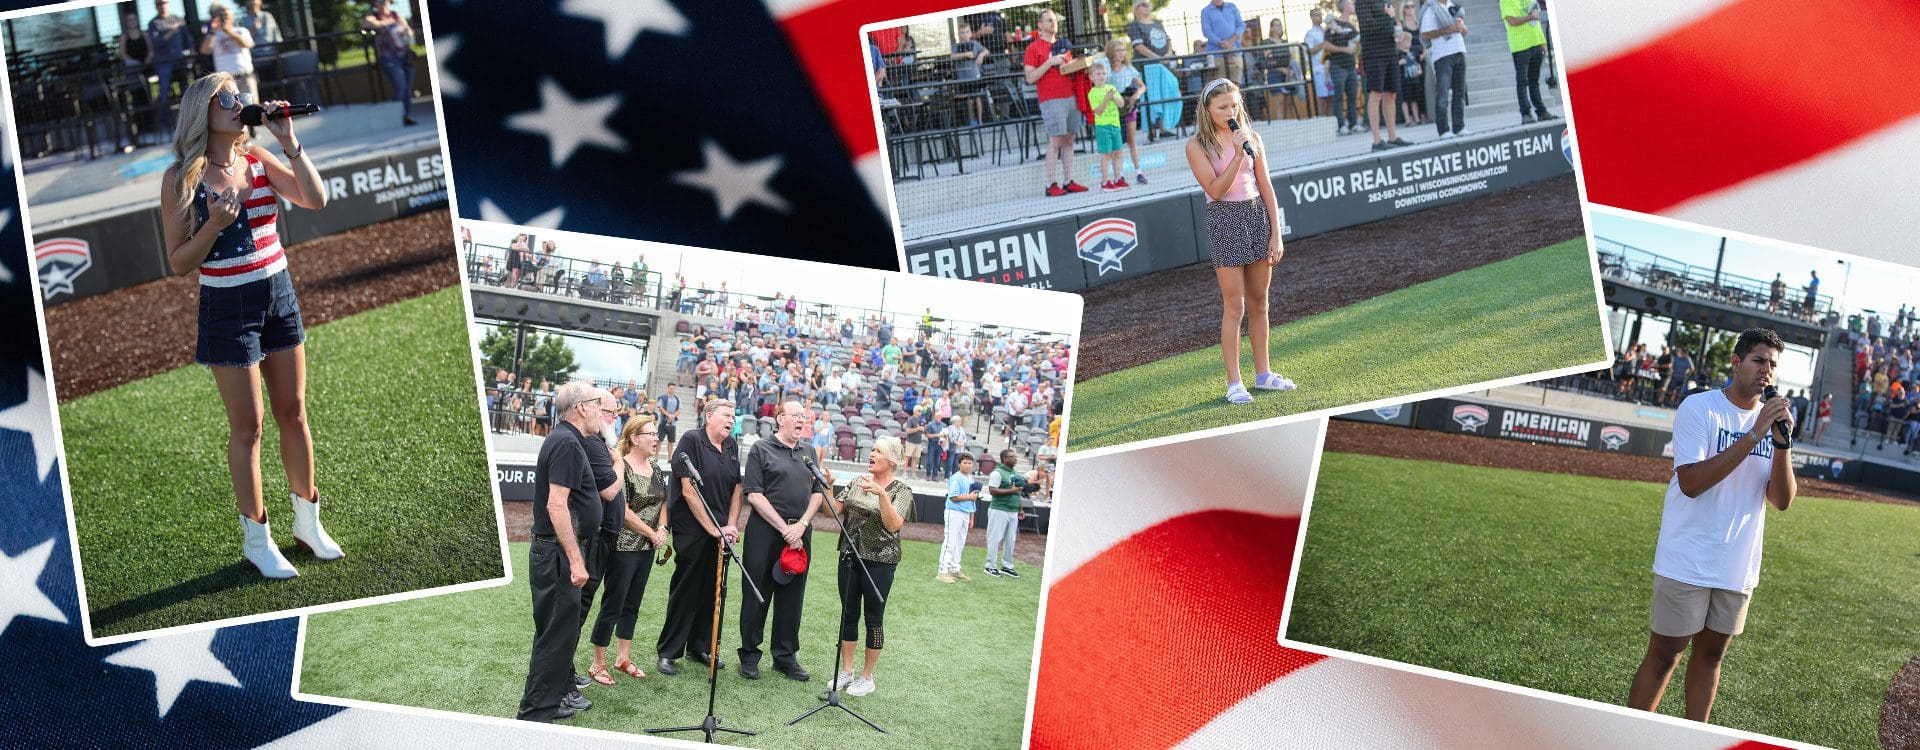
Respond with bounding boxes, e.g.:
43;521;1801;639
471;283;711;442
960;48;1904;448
215;91;255;111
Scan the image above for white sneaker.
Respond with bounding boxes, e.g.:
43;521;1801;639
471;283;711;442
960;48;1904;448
241;512;298;579
835;669;857;691
847;675;876;696
289;492;345;560
1456;128;1473;137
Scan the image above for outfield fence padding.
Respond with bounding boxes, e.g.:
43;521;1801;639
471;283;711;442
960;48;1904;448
904;122;1574;292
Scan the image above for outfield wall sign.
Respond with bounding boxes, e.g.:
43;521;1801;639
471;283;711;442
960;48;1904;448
39;145;450;306
902;122;1571;293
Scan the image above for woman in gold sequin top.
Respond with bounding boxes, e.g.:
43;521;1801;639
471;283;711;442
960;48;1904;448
820;435;914;697
586;415;671;684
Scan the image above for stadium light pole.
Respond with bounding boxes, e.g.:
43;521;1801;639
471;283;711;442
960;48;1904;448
1837;259;1852;318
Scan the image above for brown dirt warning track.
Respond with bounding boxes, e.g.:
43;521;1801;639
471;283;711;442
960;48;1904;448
46;209;459;400
1077;174;1585;381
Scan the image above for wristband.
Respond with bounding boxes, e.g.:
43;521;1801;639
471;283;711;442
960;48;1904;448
283;143;304;160
1771;438;1791;450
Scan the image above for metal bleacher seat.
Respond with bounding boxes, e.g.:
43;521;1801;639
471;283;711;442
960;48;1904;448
756;417;775;439
836;437;857;461
852;424;873;439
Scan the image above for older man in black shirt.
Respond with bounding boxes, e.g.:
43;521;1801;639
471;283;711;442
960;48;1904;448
517;382;609;723
656;398;743;676
571;389;624;697
737;400;825;680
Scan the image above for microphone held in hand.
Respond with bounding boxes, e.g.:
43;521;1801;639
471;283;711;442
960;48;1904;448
1227;117;1255;158
1763;385;1791;444
239;103;321;126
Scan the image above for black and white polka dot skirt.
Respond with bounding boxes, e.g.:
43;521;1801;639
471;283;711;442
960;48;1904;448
1205;198;1271;268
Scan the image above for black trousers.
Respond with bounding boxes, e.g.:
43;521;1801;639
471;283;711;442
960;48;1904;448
516;537;583;722
1512;45;1547;117
577;531;614;629
737;519;810;668
592;549;656;646
656;530;720;661
838;554;897;647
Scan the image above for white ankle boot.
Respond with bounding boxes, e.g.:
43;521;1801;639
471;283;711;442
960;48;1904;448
240;512;299;579
290;492;345;560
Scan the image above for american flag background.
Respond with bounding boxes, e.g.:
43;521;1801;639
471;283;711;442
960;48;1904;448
1561;0;1920;267
0;0;1857;746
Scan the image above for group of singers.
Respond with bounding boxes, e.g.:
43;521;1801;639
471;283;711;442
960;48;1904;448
517;385;915;722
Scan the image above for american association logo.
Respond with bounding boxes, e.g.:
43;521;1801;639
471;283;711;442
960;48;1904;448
1373;404;1402;421
1599;425;1631;450
1452;404;1489;432
35;237;92;300
1561;128;1574;166
1075;218;1138;275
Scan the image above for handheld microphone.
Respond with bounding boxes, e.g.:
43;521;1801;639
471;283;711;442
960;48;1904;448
240;103;321;126
1227;118;1255;158
1762;385;1791;444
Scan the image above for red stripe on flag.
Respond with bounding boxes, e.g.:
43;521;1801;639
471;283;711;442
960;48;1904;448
780;1;968;160
1032;510;1321;749
253;233;279;251
200;248;283;277
248;214;276;228
1568;0;1920;212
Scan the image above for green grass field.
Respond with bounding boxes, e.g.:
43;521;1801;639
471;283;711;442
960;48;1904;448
1289;452;1920;749
1067;240;1604;451
299;535;1039;749
63;287;502;638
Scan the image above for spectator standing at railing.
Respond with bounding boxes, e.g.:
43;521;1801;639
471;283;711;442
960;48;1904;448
1357;0;1409;151
1420;0;1469;138
1127;2;1179;140
1814;393;1833;443
870;42;886;89
1768;273;1785;314
1088;64;1128;191
951;24;989;127
239;1;283;92
361;0;419;127
1200;0;1246;88
1024;10;1089;198
533;241;556;291
1398;1;1428;126
1499;0;1553;124
658;384;682;455
202;5;258;107
1667;348;1693;406
1789;389;1810;440
1096;39;1148;186
148;0;193;130
1303;8;1333;120
1255;18;1300;123
1803;271;1820;321
1324;3;1362;136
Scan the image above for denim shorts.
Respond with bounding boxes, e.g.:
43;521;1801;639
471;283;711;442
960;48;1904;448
196;271;306;367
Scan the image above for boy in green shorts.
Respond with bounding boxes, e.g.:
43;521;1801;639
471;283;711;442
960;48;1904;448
1087;64;1127;191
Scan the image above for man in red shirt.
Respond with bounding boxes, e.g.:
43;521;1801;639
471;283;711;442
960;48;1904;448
1023;10;1087;197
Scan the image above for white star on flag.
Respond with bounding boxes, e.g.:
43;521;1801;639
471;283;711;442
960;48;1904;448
673;138;790;221
478;199;566;229
106;630;244;719
0;538;68;638
504;78;627;169
0;367;56;482
432;34;463;98
561;0;690;61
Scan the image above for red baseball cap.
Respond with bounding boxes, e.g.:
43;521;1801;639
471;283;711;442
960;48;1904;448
774;546;808;584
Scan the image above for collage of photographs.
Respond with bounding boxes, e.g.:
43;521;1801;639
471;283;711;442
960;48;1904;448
0;0;1910;749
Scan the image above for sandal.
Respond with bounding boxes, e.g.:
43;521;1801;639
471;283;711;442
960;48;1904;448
589;663;616;686
614;657;646;679
1226;381;1253;404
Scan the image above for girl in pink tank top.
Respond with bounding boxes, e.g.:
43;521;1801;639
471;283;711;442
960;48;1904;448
1184;79;1294;405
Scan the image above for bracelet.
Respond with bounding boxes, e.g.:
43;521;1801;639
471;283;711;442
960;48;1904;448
283;144;304;160
1771;438;1791;450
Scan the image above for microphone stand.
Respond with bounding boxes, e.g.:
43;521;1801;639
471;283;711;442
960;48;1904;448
646;453;765;743
787;459;887;733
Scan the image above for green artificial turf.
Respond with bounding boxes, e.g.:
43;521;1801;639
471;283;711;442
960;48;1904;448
1067;240;1605;451
300;535;1040;749
64;287;503;638
1288;451;1920;749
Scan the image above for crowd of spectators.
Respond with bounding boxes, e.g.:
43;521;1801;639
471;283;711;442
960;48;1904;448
1841;307;1920;452
872;1;1558;186
480;287;1073;488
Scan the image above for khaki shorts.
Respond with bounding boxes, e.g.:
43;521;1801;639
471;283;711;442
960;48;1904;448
903;441;926;459
1650;574;1751;637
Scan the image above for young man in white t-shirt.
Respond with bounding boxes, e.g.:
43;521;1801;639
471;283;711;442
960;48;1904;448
1627;328;1797;723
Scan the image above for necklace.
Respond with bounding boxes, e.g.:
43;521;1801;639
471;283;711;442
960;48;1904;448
207;148;240;176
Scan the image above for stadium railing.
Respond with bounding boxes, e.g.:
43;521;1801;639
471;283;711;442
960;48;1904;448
465;241;668;310
1594;238;1836;325
9;27;421;162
